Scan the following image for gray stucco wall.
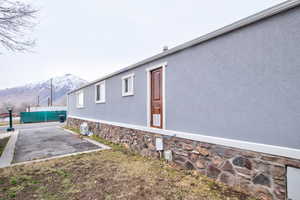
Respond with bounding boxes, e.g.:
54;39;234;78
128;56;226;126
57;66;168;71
68;6;300;149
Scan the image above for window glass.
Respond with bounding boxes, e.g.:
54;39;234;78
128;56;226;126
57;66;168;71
95;81;105;103
96;85;100;101
122;74;134;96
124;78;129;93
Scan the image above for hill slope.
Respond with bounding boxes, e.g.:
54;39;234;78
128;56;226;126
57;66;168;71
0;74;88;111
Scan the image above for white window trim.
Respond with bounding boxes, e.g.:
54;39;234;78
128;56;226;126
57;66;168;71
76;90;84;108
122;73;135;97
95;81;106;104
146;62;167;129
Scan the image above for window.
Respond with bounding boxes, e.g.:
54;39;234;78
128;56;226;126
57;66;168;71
95;81;106;103
76;91;84;108
122;74;134;96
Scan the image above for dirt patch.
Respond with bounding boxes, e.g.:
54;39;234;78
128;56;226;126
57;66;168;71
0;136;256;200
0;137;9;157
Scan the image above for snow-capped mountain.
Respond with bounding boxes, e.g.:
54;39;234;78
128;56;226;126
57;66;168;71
25;74;86;91
0;74;88;111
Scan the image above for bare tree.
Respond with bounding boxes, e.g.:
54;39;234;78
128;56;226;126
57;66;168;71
0;102;13;113
16;102;31;112
0;0;37;52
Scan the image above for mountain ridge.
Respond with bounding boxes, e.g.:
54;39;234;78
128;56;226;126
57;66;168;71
0;74;88;112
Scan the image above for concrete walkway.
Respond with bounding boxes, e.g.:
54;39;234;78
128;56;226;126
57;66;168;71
0;131;18;168
13;124;107;164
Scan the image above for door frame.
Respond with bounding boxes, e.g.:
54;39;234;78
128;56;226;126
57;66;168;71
146;62;167;129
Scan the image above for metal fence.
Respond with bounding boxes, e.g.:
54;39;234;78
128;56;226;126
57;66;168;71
20;111;67;123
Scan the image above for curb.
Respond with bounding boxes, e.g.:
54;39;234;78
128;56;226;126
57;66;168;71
0;127;111;169
0;130;19;168
9;148;107;168
61;127;111;150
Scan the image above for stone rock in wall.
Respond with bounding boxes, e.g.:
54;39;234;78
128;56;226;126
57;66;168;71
183;144;194;151
273;178;285;187
189;152;199;162
235;167;252;177
232;156;252;170
253;187;273;200
207;165;221;179
234;176;252;192
147;142;156;151
261;155;281;163
195;160;206;169
196;147;210;157
221;161;235;175
219;173;235;186
274;185;286;200
240;150;260;158
173;155;187;164
143;143;148;149
191;150;200;155
184;161;195;170
198;143;212;149
270;165;285;180
173;150;189;157
212;146;235;158
252;173;271;187
211;156;224;167
252;160;271;174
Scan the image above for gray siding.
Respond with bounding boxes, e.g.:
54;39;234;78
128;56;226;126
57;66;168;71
68;6;300;149
68;65;150;125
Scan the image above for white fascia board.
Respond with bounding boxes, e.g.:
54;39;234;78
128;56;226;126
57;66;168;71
145;62;168;72
121;73;135;80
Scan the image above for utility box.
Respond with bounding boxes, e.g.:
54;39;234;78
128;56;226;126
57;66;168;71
80;122;89;136
155;138;163;151
287;166;300;200
164;150;173;161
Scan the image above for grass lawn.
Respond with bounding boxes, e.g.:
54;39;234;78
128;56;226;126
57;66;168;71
0;137;10;157
0;134;256;200
0;121;20;127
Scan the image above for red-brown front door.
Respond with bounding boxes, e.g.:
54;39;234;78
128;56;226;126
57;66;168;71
150;67;163;128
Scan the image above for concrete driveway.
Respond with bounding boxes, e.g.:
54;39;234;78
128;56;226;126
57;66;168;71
0;122;59;133
13;122;106;163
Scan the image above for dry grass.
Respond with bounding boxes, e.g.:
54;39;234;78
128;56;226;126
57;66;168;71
0;130;256;200
0;120;20;127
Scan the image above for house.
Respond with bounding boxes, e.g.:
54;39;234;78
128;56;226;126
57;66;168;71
67;1;300;199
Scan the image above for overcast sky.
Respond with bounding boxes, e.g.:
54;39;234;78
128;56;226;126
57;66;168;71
0;0;285;89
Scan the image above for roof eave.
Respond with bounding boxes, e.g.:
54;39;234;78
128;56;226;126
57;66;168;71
68;0;300;95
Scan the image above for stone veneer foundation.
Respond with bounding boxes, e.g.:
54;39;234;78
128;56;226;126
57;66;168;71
67;117;300;200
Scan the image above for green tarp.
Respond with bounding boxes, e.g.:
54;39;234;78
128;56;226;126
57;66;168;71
20;111;67;123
